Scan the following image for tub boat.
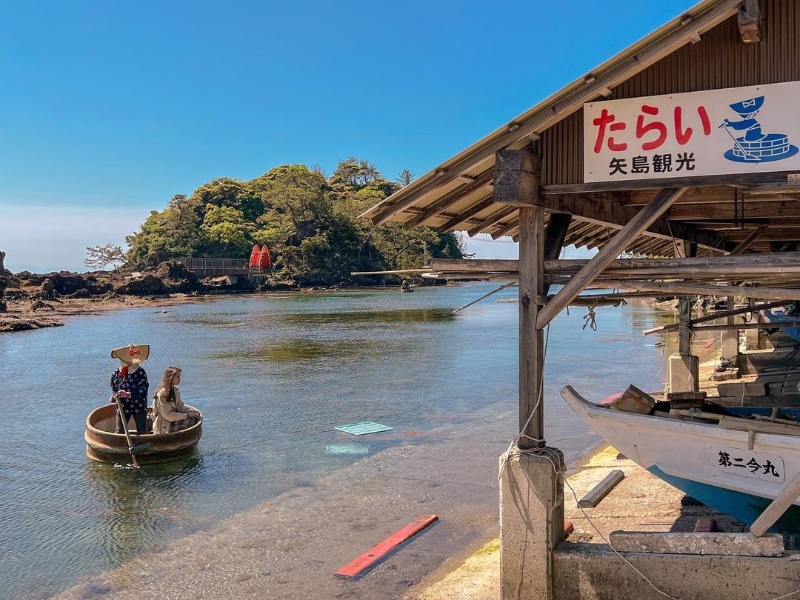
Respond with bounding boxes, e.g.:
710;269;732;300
85;403;203;465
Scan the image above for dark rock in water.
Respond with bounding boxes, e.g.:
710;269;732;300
154;261;193;282
115;274;167;296
30;300;55;312
0;313;62;332
65;288;93;299
40;278;57;300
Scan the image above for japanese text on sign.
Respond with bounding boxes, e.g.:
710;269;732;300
583;81;800;183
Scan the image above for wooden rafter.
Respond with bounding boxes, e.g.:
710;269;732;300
536;187;689;328
466;206;518;237
404;170;494;228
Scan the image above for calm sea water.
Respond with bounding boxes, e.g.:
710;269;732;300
0;282;673;599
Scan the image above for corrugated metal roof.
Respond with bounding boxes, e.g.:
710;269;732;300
361;0;800;258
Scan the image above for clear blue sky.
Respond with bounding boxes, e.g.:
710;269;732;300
0;0;698;273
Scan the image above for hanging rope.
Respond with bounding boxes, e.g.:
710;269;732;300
582;305;598;331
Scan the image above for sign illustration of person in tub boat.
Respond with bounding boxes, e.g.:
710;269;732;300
720;95;799;162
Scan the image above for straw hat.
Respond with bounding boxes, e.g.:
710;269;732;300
110;344;150;364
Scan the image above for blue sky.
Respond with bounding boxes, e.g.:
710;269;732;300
0;0;698;273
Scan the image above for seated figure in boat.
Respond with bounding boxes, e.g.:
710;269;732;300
110;344;150;434
400;278;411;291
151;366;201;434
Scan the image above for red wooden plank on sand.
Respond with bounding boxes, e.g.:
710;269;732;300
335;515;439;579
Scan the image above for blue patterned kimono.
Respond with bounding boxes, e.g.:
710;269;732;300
111;366;149;433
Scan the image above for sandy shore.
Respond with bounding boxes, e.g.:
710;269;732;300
0;292;204;332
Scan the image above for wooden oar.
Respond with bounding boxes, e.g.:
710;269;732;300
114;394;150;468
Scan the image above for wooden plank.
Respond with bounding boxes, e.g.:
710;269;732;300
578;470;625;508
751;473;800;538
595;280;800;303
717;416;800;435
334;515;439;579
536;187;688;329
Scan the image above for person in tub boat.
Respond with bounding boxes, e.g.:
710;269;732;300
151;366;200;434
110;344;150;434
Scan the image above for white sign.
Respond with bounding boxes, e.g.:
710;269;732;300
712;445;785;484
583;81;800;183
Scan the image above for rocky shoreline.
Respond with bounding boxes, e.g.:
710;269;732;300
0;255;273;333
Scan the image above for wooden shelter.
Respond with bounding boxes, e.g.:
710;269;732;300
360;1;800;598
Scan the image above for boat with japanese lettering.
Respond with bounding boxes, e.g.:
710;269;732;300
561;385;800;532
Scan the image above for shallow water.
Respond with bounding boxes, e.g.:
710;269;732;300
0;282;673;599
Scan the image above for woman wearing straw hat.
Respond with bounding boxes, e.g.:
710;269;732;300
110;344;150;434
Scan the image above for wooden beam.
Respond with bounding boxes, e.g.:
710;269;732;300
730;226;767;255
490;218;520;239
596;280;800;302
667;200;800;220
363;0;742;225
738;0;761;44
536;188;689;328
494;149;540;207
541;171;796;196
578;470;625;508
434;252;800;275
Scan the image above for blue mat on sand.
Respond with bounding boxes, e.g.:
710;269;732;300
335;422;393;436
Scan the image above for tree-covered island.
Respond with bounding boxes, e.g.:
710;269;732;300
123;158;465;287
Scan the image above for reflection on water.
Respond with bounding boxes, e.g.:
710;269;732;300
214;338;400;361
276;308;457;325
0;284;671;600
83;457;208;566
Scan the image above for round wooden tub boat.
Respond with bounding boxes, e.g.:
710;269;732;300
85;404;203;465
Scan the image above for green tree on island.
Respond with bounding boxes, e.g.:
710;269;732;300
125;159;465;286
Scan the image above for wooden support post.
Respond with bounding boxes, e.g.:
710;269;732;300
496;149;547;449
543;213;572;296
678;297;692;356
537;187;688;329
518;206;545;449
721;296;739;360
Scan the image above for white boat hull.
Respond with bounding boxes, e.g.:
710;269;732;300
561;385;800;532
